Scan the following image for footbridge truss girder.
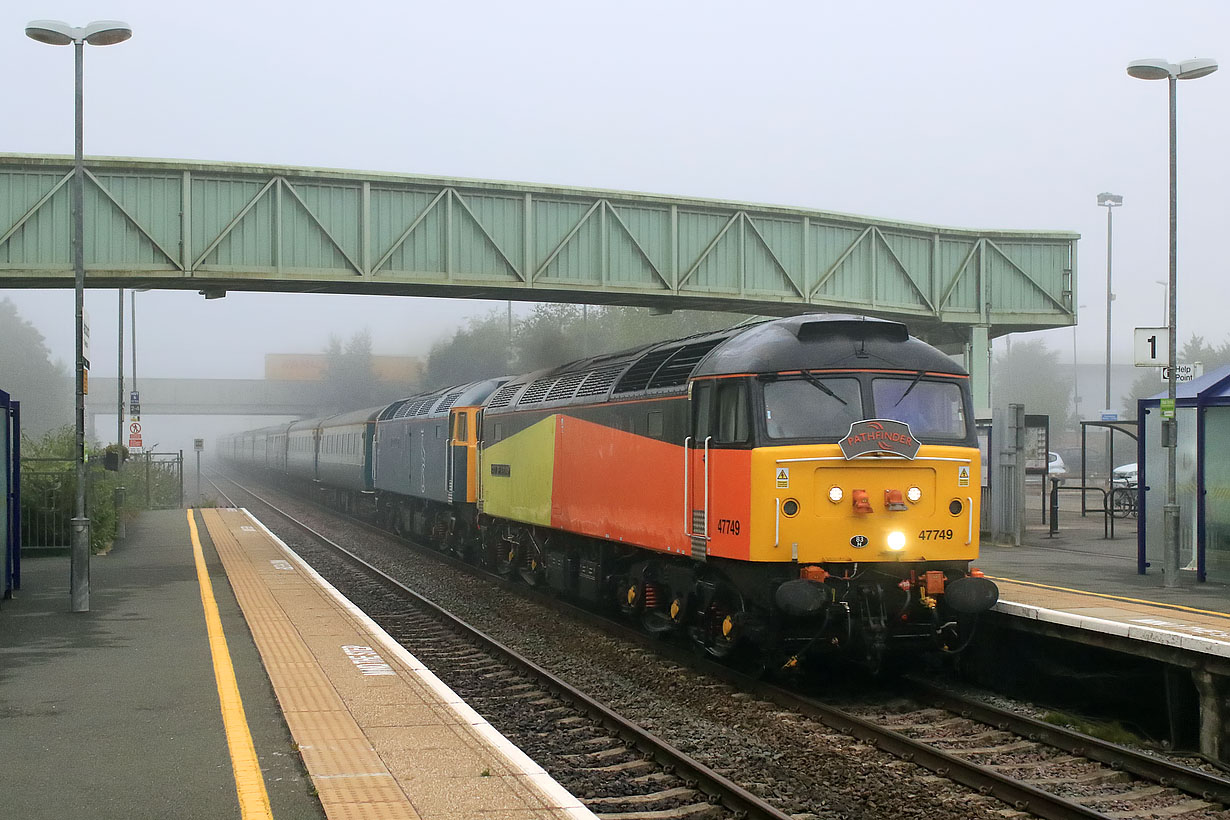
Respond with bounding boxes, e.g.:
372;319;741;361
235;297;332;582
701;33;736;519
0;154;1076;332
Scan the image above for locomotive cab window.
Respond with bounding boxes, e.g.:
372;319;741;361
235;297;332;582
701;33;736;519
692;382;713;443
454;413;468;443
871;377;967;439
762;376;863;440
714;380;750;445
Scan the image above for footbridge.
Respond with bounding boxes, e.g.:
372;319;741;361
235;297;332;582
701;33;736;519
0;154;1080;409
84;378;330;419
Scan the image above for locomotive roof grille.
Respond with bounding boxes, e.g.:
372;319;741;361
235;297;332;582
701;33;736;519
435;390;465;413
574;365;625;397
545;372;588;401
614;336;726;393
487;382;524;409
517;377;557;405
647;338;725;388
378;399;411;421
393;398;428;419
614;347;678;393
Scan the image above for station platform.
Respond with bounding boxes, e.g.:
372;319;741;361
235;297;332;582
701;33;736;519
0;508;596;820
976;513;1230;661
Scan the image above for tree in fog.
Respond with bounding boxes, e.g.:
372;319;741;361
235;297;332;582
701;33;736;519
422;304;749;389
516;304;584;371
0;298;71;436
583;305;749;355
322;330;378;412
992;338;1074;429
1121;334;1230;416
424;310;515;388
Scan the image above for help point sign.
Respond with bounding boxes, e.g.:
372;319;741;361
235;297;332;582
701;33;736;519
1160;362;1203;383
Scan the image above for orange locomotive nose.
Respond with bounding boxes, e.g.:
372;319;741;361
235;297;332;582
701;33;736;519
851;489;873;513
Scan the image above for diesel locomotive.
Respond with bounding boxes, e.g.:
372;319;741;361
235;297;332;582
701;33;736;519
221;314;998;671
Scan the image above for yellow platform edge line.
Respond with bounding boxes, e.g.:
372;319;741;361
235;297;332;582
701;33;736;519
188;510;276;820
986;574;1230;621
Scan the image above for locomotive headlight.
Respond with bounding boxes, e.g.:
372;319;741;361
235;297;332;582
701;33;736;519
828;486;844;503
887;531;907;551
906;486;922;503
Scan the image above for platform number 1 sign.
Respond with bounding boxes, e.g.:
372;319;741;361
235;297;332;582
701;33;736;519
1134;327;1169;367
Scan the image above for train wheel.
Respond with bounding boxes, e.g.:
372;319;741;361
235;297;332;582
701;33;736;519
478;523;503;571
690;577;745;660
518;530;546;586
496;529;521;577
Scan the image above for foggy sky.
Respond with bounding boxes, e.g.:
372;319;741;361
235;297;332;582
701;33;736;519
1;0;1227;450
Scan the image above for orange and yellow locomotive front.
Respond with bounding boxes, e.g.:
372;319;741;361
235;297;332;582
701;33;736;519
748;443;980;565
679;439;980;566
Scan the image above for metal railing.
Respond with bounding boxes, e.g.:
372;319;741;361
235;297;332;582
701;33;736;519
1047;480;1117;539
20;458;74;550
20;451;183;552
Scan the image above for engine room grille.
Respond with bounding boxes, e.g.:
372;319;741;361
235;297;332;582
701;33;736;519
575;365;625;398
545;372;587;402
486;382;524;410
614;347;679;393
517;377;557;405
378;399;410;421
648;339;724;389
393;398;430;419
435;390;465;413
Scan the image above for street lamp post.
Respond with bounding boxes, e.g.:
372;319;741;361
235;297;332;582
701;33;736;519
1096;193;1122;415
1127;56;1218;587
117;287;123;448
25;19;132;612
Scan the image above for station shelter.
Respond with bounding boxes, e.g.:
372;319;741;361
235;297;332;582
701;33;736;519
1137;365;1230;582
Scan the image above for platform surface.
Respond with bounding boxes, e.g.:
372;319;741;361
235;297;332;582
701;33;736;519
0;508;595;820
976;511;1230;659
0;509;323;820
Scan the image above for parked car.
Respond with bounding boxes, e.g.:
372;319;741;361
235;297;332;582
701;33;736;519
1112;462;1138;488
1048;451;1067;480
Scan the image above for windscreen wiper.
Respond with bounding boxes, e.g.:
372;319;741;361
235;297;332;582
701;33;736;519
801;371;848;406
894;371;926;407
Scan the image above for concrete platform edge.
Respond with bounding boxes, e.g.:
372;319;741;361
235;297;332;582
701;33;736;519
994;598;1230;659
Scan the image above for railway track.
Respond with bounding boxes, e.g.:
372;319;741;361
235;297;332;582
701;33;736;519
207;470;1230;820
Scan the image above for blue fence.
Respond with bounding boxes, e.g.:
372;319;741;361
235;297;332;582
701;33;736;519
2;389;19;600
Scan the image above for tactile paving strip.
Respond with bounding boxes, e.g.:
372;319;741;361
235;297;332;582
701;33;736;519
201;508;593;820
202;509;421;820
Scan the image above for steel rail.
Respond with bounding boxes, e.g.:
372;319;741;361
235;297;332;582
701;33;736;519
212;472;794;820
906;677;1230;804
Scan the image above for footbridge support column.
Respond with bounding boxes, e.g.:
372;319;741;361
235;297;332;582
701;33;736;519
967;325;991;418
